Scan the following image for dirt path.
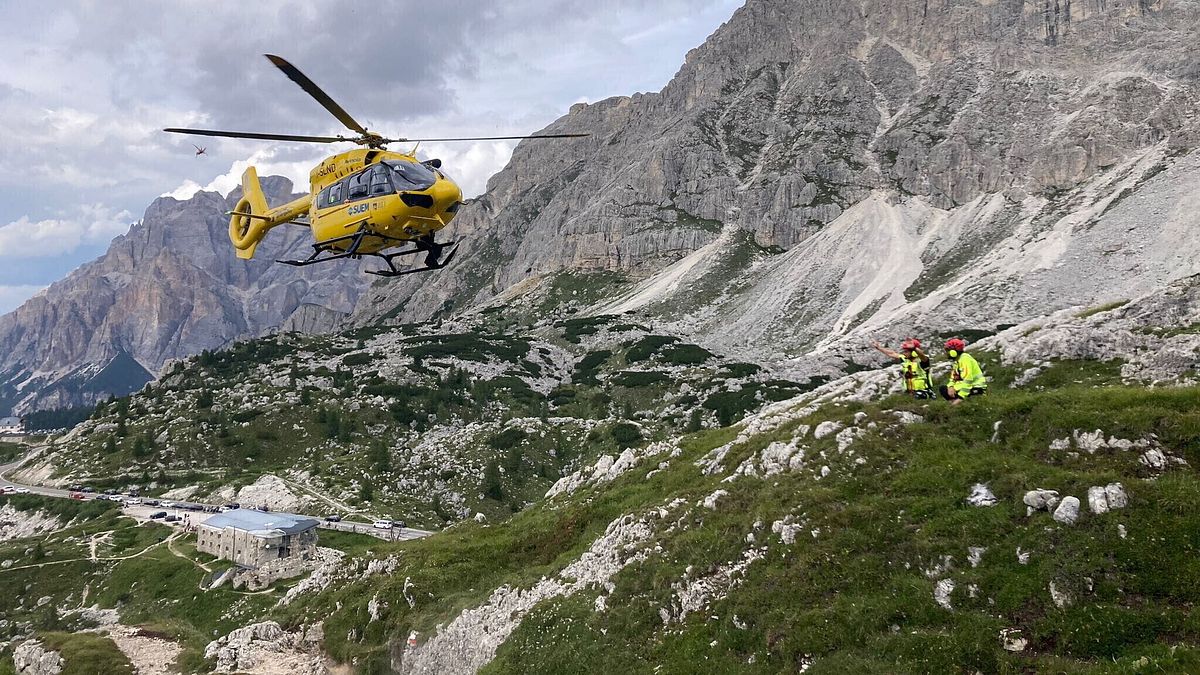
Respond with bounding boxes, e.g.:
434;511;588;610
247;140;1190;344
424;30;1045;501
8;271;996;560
89;530;114;562
0;532;180;573
278;475;372;517
106;624;183;675
166;535;211;573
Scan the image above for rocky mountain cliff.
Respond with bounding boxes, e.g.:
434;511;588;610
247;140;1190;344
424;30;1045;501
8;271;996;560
351;0;1200;370
0;177;371;415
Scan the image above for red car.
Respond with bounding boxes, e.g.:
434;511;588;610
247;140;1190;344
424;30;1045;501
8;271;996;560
69;492;86;500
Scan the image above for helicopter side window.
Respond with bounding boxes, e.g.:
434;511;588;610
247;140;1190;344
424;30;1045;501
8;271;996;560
385;160;437;191
347;172;371;200
318;182;344;209
369;165;393;196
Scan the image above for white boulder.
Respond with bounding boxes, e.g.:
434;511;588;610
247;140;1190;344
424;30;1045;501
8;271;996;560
966;483;998;507
1052;496;1081;525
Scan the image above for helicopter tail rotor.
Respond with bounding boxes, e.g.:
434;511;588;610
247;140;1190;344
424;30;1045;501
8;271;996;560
227;167;311;259
229;167;272;259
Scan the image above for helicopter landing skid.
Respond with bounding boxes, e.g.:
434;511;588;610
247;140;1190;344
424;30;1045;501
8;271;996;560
276;231;459;278
365;241;459;278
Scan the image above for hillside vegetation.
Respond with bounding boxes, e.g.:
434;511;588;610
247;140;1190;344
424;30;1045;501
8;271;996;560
258;357;1200;673
41;315;807;525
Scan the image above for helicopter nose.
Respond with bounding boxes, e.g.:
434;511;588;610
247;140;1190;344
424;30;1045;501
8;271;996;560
432;177;464;216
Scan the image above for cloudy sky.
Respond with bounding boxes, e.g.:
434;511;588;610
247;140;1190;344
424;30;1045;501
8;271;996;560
0;0;742;314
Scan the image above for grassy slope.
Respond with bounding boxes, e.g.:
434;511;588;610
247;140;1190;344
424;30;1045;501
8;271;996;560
277;359;1200;674
38;632;134;674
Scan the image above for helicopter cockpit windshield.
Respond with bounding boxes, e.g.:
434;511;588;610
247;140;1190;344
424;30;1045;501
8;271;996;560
384;160;437;191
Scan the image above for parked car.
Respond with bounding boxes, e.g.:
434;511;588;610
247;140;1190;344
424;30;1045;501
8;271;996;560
395;520;407;529
69;492;85;500
14;487;30;494
160;501;177;508
0;486;14;495
224;503;240;510
324;515;342;522
103;489;116;495
125;497;142;506
143;499;159;506
372;520;393;530
164;514;182;522
81;486;95;493
149;511;167;519
68;484;82;491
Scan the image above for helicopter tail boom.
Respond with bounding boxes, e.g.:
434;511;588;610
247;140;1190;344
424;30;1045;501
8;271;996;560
229;167;309;259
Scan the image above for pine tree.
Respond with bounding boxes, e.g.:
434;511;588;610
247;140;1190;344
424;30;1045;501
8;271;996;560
370;442;391;472
196;389;214;409
482;460;503;501
686;408;704;432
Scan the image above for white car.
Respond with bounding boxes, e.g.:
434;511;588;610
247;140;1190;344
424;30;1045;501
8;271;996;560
161;501;178;508
372;520;393;530
125;498;142;506
14;487;30;494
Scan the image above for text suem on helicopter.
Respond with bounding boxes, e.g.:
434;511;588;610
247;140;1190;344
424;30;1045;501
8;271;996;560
165;54;587;277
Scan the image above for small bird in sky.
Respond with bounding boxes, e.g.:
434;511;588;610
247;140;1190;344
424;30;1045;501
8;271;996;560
192;144;207;156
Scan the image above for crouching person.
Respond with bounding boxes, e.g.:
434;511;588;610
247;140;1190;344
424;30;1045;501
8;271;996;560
871;338;935;399
940;338;987;405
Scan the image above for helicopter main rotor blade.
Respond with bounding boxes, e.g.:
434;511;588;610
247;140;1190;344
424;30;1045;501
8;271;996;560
164;128;346;143
385;133;592;143
264;54;369;136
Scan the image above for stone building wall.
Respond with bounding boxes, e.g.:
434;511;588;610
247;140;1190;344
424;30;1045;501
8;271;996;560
197;524;319;568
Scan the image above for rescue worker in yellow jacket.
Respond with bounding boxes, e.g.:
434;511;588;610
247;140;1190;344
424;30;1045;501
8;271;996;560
871;337;934;399
940;338;987;405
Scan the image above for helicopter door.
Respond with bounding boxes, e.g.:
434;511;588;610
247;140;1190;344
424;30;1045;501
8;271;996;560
369;165;393;196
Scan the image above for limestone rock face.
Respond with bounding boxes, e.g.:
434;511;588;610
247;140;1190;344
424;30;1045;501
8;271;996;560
348;0;1200;371
12;641;63;675
0;177;370;414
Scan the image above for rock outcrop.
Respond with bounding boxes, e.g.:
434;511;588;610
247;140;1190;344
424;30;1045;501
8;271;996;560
203;621;326;674
0;504;64;542
0;177;370;415
12;641;63;675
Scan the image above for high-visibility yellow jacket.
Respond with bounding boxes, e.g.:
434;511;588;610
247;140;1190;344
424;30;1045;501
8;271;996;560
900;353;931;392
950;352;987;395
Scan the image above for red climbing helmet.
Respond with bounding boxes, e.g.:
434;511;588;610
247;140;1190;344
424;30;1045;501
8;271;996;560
901;338;921;351
944;338;966;352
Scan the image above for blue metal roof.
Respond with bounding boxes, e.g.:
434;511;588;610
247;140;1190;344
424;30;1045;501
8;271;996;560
201;509;319;535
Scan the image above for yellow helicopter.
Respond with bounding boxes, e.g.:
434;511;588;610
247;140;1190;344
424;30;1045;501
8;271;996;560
165;55;586;277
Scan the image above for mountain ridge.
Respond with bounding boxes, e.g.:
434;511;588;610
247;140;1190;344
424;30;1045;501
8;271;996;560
0;177;372;415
